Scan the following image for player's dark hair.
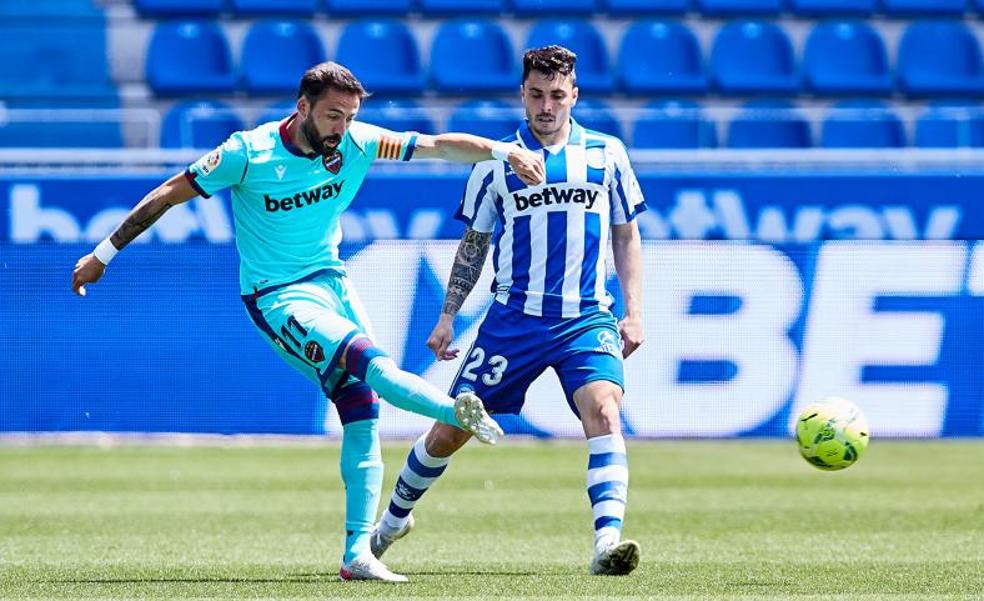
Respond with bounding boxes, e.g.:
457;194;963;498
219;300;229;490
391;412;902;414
522;45;577;86
298;61;369;102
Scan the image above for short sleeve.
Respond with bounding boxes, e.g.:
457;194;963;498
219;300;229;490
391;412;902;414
608;140;647;225
185;133;249;198
454;162;499;234
354;122;418;162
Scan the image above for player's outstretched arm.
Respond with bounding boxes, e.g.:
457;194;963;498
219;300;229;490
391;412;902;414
71;172;199;297
427;228;492;361
612;221;644;358
412;133;545;187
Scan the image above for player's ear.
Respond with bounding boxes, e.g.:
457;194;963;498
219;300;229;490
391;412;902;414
571;85;579;106
296;96;309;119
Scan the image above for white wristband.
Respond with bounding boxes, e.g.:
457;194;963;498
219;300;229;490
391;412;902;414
491;141;516;161
93;238;119;266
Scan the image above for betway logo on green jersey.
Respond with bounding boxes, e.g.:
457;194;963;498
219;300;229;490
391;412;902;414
264;181;344;212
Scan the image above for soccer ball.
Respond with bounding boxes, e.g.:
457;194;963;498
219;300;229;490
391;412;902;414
795;397;870;471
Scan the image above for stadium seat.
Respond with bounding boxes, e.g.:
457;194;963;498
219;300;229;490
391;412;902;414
632;100;718;148
447;100;523;140
359;99;436;134
324;0;413;14
231;0;319;15
820;100;906;148
511;0;598;15
602;0;690;13
0;22;116;99
0;98;123;148
789;0;875;13
134;0;222;16
711;21;798;94
161;100;246;149
255;99;297;126
914;101;984;147
727;100;812;148
0;0;102;17
573;99;622;138
697;0;783;14
336;20;424;95
431;20;517;94
418;0;505;14
897;21;984;96
525;20;613;93
146;22;236;96
241;21;325;96
803;22;892;95
617;21;707;94
881;0;966;15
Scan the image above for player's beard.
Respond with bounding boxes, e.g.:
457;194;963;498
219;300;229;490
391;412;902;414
529;113;564;138
301;115;341;157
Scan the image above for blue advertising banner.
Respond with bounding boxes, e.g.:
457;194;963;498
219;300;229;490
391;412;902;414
2;171;983;437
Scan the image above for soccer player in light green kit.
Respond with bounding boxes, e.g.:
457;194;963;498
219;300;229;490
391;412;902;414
71;62;546;583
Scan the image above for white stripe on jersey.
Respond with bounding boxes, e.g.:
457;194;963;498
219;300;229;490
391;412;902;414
523;210;549;316
562;210;585;318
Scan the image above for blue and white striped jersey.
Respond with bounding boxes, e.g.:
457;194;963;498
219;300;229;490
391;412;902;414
455;118;647;318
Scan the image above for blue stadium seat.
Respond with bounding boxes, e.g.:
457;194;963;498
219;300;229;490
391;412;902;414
573;99;622;138
526;20;612;93
146;22;236;96
447;100;523;140
711;21;798;94
359;99;436;134
231;0;319;15
602;0;690;13
134;0;223;16
336;20;424;95
241;21;325;96
698;0;783;14
325;0;413;14
820;100;906;148
511;0;598;15
789;0;875;13
881;0;966;15
727;100;812;148
0;23;116;99
915;101;984;147
632;100;718;148
897;21;984;96
617;21;706;94
803;22;891;95
431;20;516;94
419;0;505;14
255;99;297;126
0;98;123;148
161;100;245;149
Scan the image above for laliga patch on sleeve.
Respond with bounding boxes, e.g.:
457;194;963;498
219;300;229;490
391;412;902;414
198;149;222;176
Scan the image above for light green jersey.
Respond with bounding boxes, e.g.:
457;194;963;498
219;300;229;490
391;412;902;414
186;116;418;295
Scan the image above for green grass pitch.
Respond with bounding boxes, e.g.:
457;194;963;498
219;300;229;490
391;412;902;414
1;440;982;600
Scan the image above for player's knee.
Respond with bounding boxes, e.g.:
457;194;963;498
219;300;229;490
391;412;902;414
333;381;380;425
577;382;623;435
342;335;390;381
425;422;471;457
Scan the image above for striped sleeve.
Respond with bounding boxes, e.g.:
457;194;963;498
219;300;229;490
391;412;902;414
371;127;418;162
608;139;647;225
454;161;499;233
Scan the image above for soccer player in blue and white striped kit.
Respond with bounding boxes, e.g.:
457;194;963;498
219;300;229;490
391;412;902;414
372;46;647;575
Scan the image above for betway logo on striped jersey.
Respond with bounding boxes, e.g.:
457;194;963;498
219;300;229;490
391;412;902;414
512;185;600;212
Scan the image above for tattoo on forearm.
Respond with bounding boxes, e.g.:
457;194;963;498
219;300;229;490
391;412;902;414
442;229;491;316
110;191;174;250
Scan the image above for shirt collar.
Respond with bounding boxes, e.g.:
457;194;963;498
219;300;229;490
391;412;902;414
517;117;584;152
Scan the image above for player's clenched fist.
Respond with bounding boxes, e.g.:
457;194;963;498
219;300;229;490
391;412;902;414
507;148;545;187
71;254;106;297
427;314;460;361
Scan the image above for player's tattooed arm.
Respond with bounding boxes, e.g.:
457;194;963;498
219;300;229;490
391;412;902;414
442;228;492;317
110;173;198;249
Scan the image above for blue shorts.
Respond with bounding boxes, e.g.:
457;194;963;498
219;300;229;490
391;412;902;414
449;301;625;416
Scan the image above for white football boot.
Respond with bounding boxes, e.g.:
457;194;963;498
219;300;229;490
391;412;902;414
370;514;415;559
590;539;641;576
453;392;504;445
338;554;409;583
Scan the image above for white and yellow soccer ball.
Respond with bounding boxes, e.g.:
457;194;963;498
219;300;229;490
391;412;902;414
795;397;870;471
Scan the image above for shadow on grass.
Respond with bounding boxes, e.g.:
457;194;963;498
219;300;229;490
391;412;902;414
56;568;544;584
